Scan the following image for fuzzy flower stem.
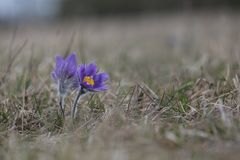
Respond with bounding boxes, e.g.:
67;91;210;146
59;95;65;118
71;88;86;119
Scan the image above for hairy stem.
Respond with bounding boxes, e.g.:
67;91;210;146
71;89;85;119
59;95;65;118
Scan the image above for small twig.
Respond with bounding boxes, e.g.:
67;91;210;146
159;90;166;105
87;93;95;105
127;86;136;113
119;86;135;107
0;40;27;86
64;31;76;57
8;26;18;58
80;114;102;129
137;83;159;104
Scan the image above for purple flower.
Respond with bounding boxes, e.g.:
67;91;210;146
51;52;78;96
71;62;109;119
77;63;109;92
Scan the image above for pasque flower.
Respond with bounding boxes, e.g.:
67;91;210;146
77;63;109;91
51;52;78;116
71;62;109;118
51;52;109;119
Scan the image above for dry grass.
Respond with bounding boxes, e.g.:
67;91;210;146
0;12;240;160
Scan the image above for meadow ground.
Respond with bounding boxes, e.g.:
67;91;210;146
0;12;240;160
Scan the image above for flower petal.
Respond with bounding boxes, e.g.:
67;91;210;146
55;55;64;69
93;85;108;91
64;53;77;77
83;82;94;89
78;64;86;82
66;52;77;65
54;55;64;76
93;72;109;87
86;63;98;76
51;71;58;81
98;72;109;82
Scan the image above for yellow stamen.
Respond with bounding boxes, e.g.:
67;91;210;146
83;76;94;86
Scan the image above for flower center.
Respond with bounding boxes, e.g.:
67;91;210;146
83;76;94;86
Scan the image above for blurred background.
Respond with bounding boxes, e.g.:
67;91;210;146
0;0;239;85
0;0;239;21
